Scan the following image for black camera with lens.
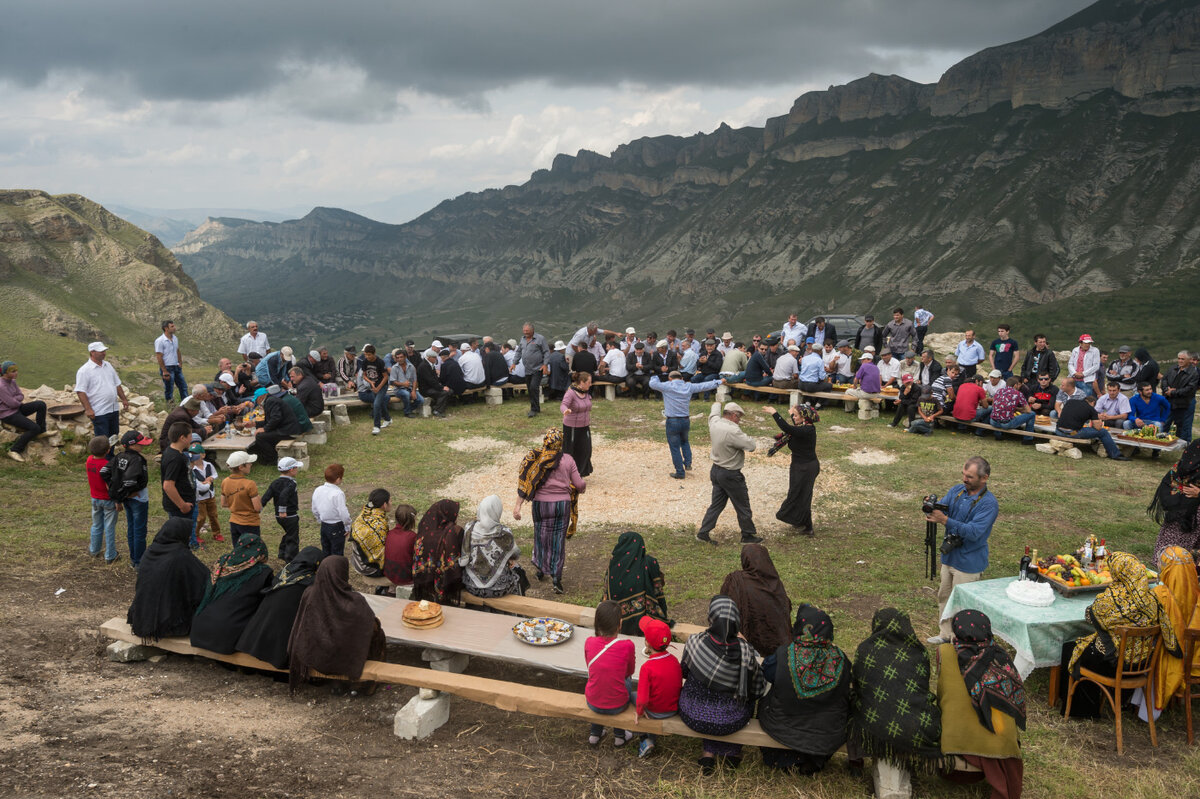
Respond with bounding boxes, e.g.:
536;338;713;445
921;494;948;515
940;533;964;554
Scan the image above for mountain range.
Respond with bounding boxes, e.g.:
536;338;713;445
0;190;243;386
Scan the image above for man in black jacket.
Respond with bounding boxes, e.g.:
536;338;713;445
417;352;450;417
1020;334;1060;383
481;343;510;387
249;386;301;465
854;316;884;354
807;317;837;349
917;349;942;388
1161;350;1199;441
289;367;325;419
625;343;655;399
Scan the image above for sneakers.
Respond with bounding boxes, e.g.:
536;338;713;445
380;419;392;429
695;531;716;545
740;535;764;544
637;738;656;758
212;532;226;542
1111;454;1131;461
614;730;634;748
886;423;896;428
372;426;381;435
588;730;607;748
552;578;565;594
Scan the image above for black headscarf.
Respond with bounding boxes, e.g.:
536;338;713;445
602;532;670;635
719;544;792;657
126;518;210;643
1148;439;1200;533
234;547;325;670
950;610;1027;733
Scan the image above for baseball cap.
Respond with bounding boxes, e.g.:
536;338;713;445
280;346;294;360
120;430;153;447
901;374;914;383
806;337;815;344
864;345;876;353
186;443;205;460
639;616;672;652
861;352;874;360
506;339;517;348
277;456;304;471
87;341;108;353
218;373;236;387
431;340;443;349
405;340;415;346
989;369;1002;378
227;451;257;469
1079;334;1094;343
723;401;746;415
459;343;470;352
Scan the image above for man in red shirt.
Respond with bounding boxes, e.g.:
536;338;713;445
952;375;990;432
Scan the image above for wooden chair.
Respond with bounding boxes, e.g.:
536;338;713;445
1184;628;1199;745
1065;625;1161;754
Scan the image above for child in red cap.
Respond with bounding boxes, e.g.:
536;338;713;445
634;615;682;758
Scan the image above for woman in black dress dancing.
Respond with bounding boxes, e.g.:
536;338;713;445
763;403;820;536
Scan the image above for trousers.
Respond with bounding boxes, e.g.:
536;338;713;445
698;465;756;538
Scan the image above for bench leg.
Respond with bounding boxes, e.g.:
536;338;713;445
603;384;616;401
422;648;470;674
332;405;351;426
394;694;451;740
716;384;731;403
485;387;504;406
872;758;913;799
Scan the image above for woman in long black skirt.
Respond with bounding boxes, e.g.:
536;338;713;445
560;371;593;477
764;403;820;536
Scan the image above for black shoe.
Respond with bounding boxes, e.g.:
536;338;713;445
695;531;716;545
405;412;417;418
740;535;763;544
526;410;538;418
552;579;564;594
1021;438;1036;445
684;464;692;471
535;569;545;581
1111;454;1131;461
797;527;815;537
105;555;122;565
698;756;716;776
669;472;685;479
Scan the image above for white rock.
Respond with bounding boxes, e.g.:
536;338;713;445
872;758;912;799
107;640;165;662
1059;447;1083;459
429;653;469;674
1034;443;1056;454
418;687;440;700
393;694;450;740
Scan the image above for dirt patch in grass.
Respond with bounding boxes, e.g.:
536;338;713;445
846;447;897;466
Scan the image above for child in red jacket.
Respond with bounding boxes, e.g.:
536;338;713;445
635;615;682;758
584;600;636;748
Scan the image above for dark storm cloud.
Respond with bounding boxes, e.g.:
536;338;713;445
1;0;1092;108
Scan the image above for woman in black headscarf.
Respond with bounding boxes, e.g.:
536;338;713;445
235;547;324;669
718;543;791;657
1132;347;1160;389
937;610;1025;799
126;518;210;643
679;595;767;774
190;533;274;653
288;555;386;694
758;604;852;775
1149;438;1200;565
763;403;820;535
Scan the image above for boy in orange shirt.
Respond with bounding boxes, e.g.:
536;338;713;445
221;450;262;545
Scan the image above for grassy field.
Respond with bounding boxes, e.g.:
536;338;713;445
1;389;1197;798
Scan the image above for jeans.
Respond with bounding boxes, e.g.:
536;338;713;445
321;521;346;556
124;498;148;566
161;364;188;402
743;376;772;388
358;388;392;426
90;498;119;560
1077;382;1096;398
0;400;47;453
1056;425;1122;458
665;417;691;476
92;411;120;441
1171;402;1195;442
390;387;423;414
991;412;1036;440
909;419;933;435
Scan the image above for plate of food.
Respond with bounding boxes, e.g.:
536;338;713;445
513;617;573;646
402;599;445;630
1115;427;1179;447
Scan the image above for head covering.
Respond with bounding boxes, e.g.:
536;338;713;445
785;604;847;700
125;519;210;643
195;534;270;614
950;610;1027;732
269;546;325;592
517;428;563;500
287;556;385;693
1148;439;1200;535
682;595;766;703
87;341;108;352
602;532;670;635
411;500;464;603
233;547;325;670
0;361;14;376
851;608;942;770
640;616;672;652
460;495;521;592
350;502;390;570
718;544;792;657
1151;547;1200;711
253;388;267;402
1068;551;1176;673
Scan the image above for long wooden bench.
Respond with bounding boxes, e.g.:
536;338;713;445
931;416;1185;456
724;383;889;413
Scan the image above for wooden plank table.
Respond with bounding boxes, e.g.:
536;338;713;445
937;416;1185;456
200;432;296;468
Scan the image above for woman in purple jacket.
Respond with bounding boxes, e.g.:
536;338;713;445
560;370;594;477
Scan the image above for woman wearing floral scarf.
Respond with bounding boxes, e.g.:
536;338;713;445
513;428;585;594
1060;551;1180;718
411;499;464;604
602;531;671;635
189;533;273;654
758;604;852;775
1149;439;1200;565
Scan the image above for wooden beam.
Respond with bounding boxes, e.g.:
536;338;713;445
457;593;706;640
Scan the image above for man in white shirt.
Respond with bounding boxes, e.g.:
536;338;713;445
913;304;934;352
237;321;270;361
828;341;854;385
780;313;806;348
953;330;986;382
569;321;618;351
75;342;129;439
772;344;801;389
983;369;1005;398
876;350;902;388
619;327;640;353
458;345;486;389
1095;381;1132;427
717;332;736;355
1068;334;1102;397
154;320;187;402
597;341;628;384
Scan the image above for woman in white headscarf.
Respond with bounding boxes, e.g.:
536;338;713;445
460;495;527;598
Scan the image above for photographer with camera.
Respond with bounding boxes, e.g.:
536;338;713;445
925;455;999;644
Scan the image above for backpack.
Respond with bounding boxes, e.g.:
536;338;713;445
107;450;147;503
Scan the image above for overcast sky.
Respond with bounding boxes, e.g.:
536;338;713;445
0;0;1090;224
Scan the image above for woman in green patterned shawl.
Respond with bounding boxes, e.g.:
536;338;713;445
758;604;852;774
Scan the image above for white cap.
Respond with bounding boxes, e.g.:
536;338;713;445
277;456;304;471
459;343;470;351
227;451;258;469
280;346;294;361
861;352;874;360
864;345;876;353
506;339;517;347
87;341;108;352
625;327;636;335
553;340;567;351
218;373;236;387
989;369;1002;378
431;340;443;349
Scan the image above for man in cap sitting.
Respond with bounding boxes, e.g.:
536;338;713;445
845;351;882;420
695;401;760;545
626;342;655;399
772;344;801;389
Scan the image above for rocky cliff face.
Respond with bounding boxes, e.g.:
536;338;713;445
0;190;243;379
175;0;1200;343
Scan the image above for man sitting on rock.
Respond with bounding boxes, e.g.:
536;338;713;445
0;360;48;463
846;351;882;420
290;367;325;419
1054;394;1130;461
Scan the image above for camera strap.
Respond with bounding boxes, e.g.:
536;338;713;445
948;486;989;516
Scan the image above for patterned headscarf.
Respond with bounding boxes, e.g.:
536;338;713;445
602;532;669;635
412;499;463;603
516;428;563;501
195;534;270;614
268;546;324;593
682;595;766;703
1148;439;1200;533
1069;551;1177;672
350;504;390;567
0;361;15;376
851;608;942;771
786;604;847;700
950;610;1026;732
1151;546;1199;710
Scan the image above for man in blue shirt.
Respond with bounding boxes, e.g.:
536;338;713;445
954;330;987;383
1125;381;1171;431
650;371;723;479
926;455;999;643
